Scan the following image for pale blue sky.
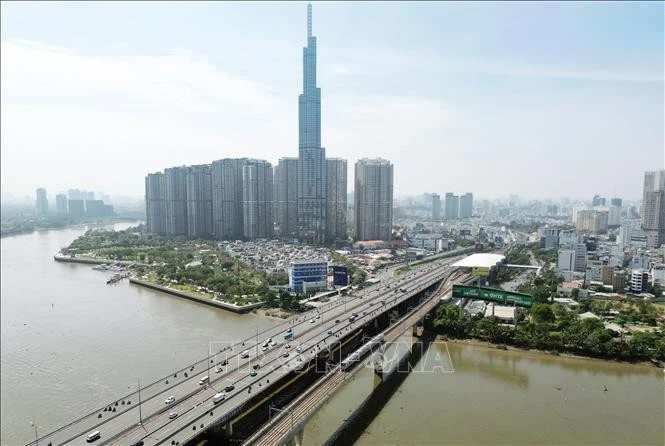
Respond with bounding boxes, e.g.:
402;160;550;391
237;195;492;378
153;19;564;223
1;1;663;201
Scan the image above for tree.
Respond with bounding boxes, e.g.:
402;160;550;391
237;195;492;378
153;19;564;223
531;303;555;323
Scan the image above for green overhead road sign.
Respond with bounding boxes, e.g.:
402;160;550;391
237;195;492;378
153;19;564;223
452;285;532;308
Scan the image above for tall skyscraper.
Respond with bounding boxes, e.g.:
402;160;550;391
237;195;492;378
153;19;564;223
243;160;274;239
444;193;459;220
67;189;81;200
145;172;166;234
274;157;298;239
297;3;327;244
326;158;347;242
211;159;245;240
185;164;213;238
641;169;665;248
164;166;189;236
459;192;473;219
432;193;441;220
35;188;48;215
354;158;393;241
55;193;68;215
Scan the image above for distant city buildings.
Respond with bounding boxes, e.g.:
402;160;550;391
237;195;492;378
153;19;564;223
444;193;459;220
576;209;609;234
431;193;441;220
459;193;473;219
274;157;298;239
35;188;48;215
354;158;393;241
326;158;347;241
55;193;68;214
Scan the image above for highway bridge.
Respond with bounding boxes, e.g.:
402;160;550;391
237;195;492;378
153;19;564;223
29;252;482;446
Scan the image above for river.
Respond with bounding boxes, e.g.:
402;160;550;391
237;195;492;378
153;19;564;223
1;225;663;445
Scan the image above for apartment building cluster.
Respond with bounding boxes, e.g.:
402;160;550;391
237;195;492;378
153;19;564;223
144;5;393;244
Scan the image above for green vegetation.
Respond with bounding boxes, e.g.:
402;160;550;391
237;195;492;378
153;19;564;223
516;268;563;303
2;214;71;236
430;300;665;362
67;227;280;307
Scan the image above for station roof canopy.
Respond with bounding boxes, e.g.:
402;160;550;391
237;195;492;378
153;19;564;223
452;253;505;269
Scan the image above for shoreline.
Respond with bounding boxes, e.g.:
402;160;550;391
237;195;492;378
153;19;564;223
129;277;264;314
439;336;662;368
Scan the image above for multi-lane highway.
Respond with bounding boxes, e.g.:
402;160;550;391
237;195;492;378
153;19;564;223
32;254;468;446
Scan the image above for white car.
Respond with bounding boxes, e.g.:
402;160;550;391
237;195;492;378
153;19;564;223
310;319;315;324
168;412;178;419
165;396;175;405
215;366;223;373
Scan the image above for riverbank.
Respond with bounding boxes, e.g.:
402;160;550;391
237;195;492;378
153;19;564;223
128;277;264;313
439;336;662;368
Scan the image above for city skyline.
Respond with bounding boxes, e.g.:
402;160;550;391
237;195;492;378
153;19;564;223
1;1;663;200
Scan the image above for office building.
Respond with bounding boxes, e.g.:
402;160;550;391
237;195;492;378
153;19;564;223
55;193;68;214
289;259;328;293
592;195;606;206
630;269;649;293
67;199;85;219
641;170;665;248
145;172;166;234
67;189;81;200
444;193;459;220
612;270;625;292
211;159;245;240
242;159;273;239
432;193;441;220
274;157;299;239
354;158;393;241
326;158;347;241
185;164;213;238
557;249;575;272
164;166;189;236
297;4;327;244
459;193;473;219
35;188;48;215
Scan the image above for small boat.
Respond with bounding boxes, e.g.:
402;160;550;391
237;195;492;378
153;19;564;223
92;264;108;271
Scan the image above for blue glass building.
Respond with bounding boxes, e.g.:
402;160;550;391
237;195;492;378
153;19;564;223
289;259;328;293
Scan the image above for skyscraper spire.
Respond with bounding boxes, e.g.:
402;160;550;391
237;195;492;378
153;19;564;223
307;2;312;38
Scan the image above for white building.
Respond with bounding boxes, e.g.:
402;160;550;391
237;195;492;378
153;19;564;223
630;269;649;293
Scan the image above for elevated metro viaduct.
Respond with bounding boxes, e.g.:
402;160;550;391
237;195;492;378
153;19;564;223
184;277;446;445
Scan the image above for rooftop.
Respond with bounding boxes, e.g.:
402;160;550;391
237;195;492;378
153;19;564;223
452;253;505;269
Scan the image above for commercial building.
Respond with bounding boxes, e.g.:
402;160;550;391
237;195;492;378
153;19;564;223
444;193;459;220
67;189;81;200
641;170;665;248
354;158;393;241
85;200;113;218
55;194;68;214
274;157;298;239
459;193;473;219
431;193;441;220
242;159;273;239
538;227;559;249
211;159;245;240
612;270;626;292
630;269;649;293
297;4;327;244
326;158;347;242
185;164;213;238
67;199;85;219
36;188;49;215
289;259;328;293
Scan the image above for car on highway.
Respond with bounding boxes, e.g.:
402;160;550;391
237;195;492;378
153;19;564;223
335;319;340;323
282;351;290;357
310;319;315;323
213;392;225;404
285;343;291;349
215;366;223;373
225;384;235;392
250;370;258;377
164;396;175;405
86;430;101;443
262;345;268;351
240;350;250;359
327;330;333;335
168;412;178;419
220;359;228;366
296;346;302;353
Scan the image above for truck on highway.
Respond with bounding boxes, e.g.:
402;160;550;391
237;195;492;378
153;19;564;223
213;392;225;404
198;375;209;385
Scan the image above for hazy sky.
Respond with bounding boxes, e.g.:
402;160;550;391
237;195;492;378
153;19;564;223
1;1;663;202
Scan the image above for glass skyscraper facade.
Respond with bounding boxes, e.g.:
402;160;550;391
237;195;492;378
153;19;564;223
297;3;327;244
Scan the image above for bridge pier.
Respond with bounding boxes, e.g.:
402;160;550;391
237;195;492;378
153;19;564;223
287;428;304;446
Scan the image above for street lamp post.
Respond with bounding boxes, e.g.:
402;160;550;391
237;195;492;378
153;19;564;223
29;421;38;446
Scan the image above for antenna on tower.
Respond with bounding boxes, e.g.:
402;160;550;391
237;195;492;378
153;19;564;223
307;2;312;38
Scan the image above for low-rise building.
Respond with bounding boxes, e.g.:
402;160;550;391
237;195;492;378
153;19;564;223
289;259;328;293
